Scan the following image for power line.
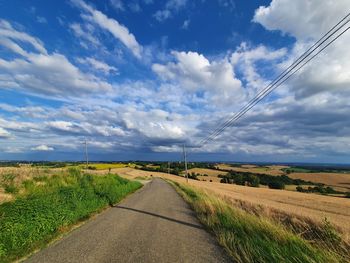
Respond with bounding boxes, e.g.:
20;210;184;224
196;12;350;148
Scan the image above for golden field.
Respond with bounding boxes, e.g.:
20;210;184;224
216;164;350;192
1;166;350;242
107;167;350;241
216;164;285;175
289;172;350;192
186;168;228;176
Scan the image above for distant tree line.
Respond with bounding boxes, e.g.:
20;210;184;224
219;171;315;189
296;185;339;195
137;162;217;176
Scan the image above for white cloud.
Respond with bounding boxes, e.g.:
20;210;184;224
73;0;142;58
36;16;47;24
182;19;190;30
253;0;350;40
154;10;171;22
69;22;100;47
31;145;54;151
153;0;187;22
253;0;350;99
152;51;244;106
230;42;287;96
0;20;113;97
0;19;47;54
110;0;125;11
77;57;118;75
0;127;11;138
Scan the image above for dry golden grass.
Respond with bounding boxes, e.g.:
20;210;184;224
186;168;227;176
0;167;64;203
240;164;258;168
216;164;285;175
197;175;221;183
289;172;350;192
2;166;350;243
107;168;350;242
216;164;350;192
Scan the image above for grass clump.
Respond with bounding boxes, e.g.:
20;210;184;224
170;181;345;263
0;169;142;262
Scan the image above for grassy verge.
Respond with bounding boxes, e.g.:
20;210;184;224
0;168;142;262
169;181;347;263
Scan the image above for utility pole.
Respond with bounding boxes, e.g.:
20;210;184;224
84;138;89;169
183;144;188;183
168;161;170;174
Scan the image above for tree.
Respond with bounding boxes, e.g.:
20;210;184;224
268;181;285;189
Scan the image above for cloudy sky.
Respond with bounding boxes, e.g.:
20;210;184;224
0;0;350;163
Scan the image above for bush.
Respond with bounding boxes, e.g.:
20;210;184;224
3;184;18;194
268;181;285;189
296;186;303;192
345;192;350;198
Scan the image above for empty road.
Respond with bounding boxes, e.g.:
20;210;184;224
26;178;231;263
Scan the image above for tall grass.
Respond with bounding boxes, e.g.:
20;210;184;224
0;168;142;262
170;181;346;263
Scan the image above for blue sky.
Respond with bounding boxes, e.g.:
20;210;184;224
0;0;350;163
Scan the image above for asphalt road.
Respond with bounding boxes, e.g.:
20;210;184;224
25;178;231;263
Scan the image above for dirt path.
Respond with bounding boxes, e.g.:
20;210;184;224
25;178;230;263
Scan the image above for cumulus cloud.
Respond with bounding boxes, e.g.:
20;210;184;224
0;19;112;97
73;0;142;58
253;0;350;40
152;51;244;106
253;0;350;99
31;145;54;151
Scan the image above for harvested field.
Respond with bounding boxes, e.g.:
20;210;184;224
289;172;350;192
186;168;228;177
105;168;350;241
197;176;221;183
216;164;285;176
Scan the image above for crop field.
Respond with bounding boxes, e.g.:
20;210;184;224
106;168;350;242
216;164;350;192
171;181;349;262
216;164;285;176
186;168;228;177
289;172;350;192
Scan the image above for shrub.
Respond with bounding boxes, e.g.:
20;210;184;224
296;186;304;192
3;184;18;194
268;181;285;189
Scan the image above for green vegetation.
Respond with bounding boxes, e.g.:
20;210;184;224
137;161;216;176
219;171;313;189
1;173;18;194
170;181;347;263
0;168;142;262
296;185;340;195
282;165;350;174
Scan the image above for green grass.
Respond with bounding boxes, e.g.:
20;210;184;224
0;169;142;262
170;181;345;263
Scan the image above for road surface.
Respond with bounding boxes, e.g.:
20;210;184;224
26;178;231;263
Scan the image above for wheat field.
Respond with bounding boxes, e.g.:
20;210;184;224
108;167;350;241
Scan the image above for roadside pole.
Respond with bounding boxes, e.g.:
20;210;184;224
183;144;188;183
84;138;89;170
168;161;170;174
